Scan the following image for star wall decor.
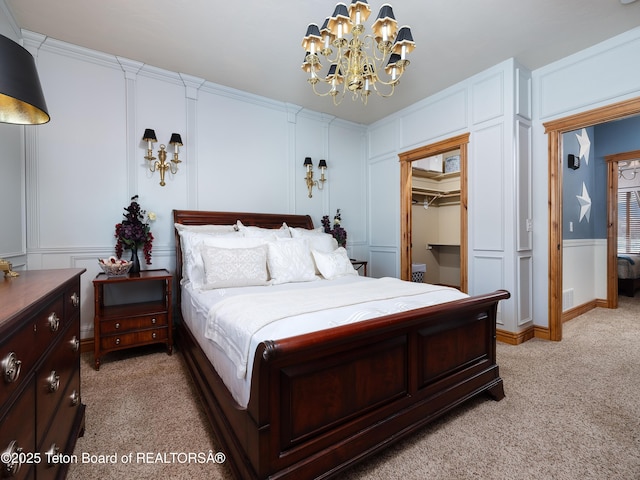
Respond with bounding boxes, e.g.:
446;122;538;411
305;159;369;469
576;182;592;222
576;128;591;165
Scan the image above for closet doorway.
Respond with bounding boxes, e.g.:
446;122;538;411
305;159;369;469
399;133;469;292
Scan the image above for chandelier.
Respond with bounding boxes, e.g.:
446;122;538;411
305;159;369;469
301;1;415;106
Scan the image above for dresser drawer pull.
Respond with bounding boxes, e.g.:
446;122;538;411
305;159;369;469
46;443;60;467
1;440;23;477
48;312;60;332
70;292;80;307
70;390;80;406
152;332;157;339
1;352;22;384
70;336;80;352
47;371;60;393
115;338;121;345
151;317;157;324
115;322;120;329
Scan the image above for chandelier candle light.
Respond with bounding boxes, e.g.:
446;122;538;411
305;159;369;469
302;1;415;105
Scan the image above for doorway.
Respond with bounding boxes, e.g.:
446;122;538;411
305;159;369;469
544;97;640;341
399;133;469;292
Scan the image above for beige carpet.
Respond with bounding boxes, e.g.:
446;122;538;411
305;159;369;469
68;296;640;480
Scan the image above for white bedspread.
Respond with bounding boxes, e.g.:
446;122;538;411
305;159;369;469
204;277;461;379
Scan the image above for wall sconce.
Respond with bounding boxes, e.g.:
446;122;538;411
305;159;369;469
142;129;184;186
303;157;327;198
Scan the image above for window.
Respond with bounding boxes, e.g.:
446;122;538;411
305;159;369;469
617;189;640;254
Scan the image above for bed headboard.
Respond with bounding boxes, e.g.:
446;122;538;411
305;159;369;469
172;210;314;290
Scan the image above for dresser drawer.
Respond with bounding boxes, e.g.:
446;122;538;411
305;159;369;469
100;312;168;335
63;280;81;323
0;324;38;408
100;327;168;350
35;324;81;443
0;382;36;480
36;367;81;480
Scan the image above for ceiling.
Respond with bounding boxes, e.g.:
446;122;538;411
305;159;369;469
5;0;640;125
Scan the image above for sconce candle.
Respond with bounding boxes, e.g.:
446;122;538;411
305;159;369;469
143;129;184;186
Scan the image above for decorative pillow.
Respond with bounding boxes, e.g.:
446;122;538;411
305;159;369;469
267;238;316;284
179;231;268;288
237;220;291;238
311;247;358;280
200;244;269;289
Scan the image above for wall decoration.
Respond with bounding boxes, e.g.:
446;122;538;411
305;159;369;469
576;128;591;165
576;182;592;222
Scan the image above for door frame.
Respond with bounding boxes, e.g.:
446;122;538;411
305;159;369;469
543;97;640;341
399;133;470;292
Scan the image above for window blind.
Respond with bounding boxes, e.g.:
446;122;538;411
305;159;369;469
617;189;640;254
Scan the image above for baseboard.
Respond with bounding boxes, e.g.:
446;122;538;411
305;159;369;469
561;299;599;323
497;327;535;345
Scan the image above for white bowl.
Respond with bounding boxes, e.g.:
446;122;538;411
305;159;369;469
98;257;132;277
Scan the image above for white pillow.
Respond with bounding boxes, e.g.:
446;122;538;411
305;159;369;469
200;245;269;289
174;223;237;234
237;220;291;238
179;231;269;288
267;238;316;284
311;247;358;280
289;227;338;252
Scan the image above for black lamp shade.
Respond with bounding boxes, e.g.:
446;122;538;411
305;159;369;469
0;34;49;125
169;133;183;146
318;159;327;168
303;157;313;167
143;129;157;142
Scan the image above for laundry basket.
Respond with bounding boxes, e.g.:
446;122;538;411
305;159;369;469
411;263;426;283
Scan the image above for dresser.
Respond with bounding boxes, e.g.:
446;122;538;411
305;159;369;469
0;269;86;480
92;269;173;370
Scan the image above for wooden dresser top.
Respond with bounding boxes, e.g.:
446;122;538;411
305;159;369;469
0;268;85;334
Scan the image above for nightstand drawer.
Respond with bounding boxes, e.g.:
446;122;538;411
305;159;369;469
100;313;168;335
100;327;168;350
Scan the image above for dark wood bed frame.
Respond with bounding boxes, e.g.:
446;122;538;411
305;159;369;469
173;210;510;480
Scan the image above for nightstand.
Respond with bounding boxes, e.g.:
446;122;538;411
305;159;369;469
350;259;368;276
93;269;172;370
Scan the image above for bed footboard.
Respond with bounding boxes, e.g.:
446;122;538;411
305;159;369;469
178;288;509;480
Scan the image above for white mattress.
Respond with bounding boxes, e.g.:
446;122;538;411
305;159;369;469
181;276;467;408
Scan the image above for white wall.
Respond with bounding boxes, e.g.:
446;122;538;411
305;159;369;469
0;4;27;270
13;32;366;340
367;58;533;333
531;27;640;326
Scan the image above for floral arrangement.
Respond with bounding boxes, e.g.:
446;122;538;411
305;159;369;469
321;209;347;248
114;195;155;264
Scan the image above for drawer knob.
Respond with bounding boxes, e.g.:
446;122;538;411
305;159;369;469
152;332;157;339
2;352;22;384
151;318;157;324
48;312;60;332
47;370;60;393
70;292;80;307
70;390;80;406
70;336;80;352
115;338;121;345
1;440;23;477
115;322;120;329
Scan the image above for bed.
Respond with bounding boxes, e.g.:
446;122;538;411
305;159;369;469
618;254;640;297
173;209;510;480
